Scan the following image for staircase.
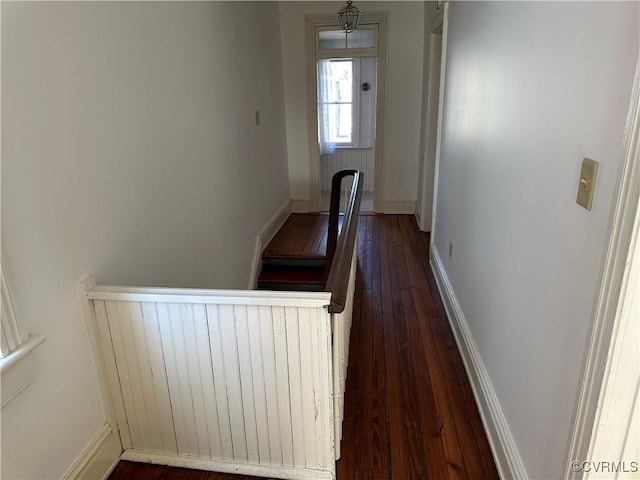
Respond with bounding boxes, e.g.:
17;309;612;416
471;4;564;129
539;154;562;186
257;170;360;294
257;214;334;291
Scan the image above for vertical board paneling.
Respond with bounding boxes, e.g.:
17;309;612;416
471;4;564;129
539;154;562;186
234;306;260;463
194;304;223;459
94;300;132;449
318;305;334;469
206;304;234;460
91;296;341;478
247;306;271;463
333;312;344;447
128;302;163;452
311;307;325;469
332;250;357;458
182;304;211;457
157;303;190;455
117;301;151;447
298;307;318;468
259;306;283;465
171;303;200;456
321;148;375;192
140;303;177;453
106;300;143;449
273;306;295;466
285;307;305;466
219;305;248;461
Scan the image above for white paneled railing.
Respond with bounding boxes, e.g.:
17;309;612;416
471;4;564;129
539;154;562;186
80;282;355;480
331;248;357;459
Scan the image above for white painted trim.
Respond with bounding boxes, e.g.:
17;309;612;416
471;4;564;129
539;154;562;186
430;245;528;480
305;13;389;214
86;285;332;307
78;277;124;450
429;3;449;248
248;199;292;289
121;450;333;480
383;200;416;214
291;197;313;213
1;257;28;356
417;11;444;233
0;339;44;408
414;209;422;230
61;423;122;480
565;54;640;479
0;334;45;374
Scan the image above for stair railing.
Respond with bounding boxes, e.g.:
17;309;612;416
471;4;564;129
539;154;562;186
325;169;363;314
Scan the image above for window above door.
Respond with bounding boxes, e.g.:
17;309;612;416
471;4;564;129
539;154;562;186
318;28;376;50
315;25;378;58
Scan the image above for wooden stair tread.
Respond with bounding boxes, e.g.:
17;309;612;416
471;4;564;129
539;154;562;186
262;213;332;259
258;213;344;291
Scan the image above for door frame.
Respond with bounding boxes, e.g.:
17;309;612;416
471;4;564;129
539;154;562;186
304;12;389;213
565;56;640;478
417;11;444;232
428;2;449;246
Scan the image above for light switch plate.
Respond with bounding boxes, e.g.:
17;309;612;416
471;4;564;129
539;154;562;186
577;158;598;210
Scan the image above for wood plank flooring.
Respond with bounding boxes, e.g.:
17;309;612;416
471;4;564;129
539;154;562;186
108;461;257;480
108;215;498;480
337;215;498;480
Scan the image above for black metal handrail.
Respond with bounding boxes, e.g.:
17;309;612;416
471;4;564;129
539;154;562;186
324;169;363;314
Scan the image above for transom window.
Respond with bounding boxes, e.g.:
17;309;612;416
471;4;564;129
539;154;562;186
318;28;376;50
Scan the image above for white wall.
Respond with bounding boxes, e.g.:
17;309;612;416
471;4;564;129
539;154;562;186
279;1;424;209
433;2;638;478
1;2;289;478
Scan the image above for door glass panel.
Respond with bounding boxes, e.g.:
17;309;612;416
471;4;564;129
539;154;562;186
346;29;375;49
318;28;376;50
319;30;347;49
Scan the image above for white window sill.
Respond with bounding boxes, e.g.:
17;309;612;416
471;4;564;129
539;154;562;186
0;335;46;408
334;145;373;150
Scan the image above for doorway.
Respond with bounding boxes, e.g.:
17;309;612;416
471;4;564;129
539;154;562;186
417;13;444;232
317;56;377;212
305;14;388;213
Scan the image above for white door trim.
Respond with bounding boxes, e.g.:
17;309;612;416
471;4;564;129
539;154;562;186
429;2;449;245
417;11;444;232
565;55;640;479
304;13;389;213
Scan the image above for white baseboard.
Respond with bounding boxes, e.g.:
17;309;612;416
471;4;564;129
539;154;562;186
430;245;528;480
61;423;122;480
248;199;292;289
121;450;333;480
383;200;416;214
291;197;313;213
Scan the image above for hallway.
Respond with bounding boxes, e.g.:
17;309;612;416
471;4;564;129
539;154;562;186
109;215;498;480
336;215;498;479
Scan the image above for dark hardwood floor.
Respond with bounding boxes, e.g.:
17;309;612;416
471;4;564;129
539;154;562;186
108;461;256;480
108;215;498;480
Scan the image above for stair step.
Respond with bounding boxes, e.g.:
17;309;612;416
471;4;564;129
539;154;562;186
257;266;325;292
261;255;326;269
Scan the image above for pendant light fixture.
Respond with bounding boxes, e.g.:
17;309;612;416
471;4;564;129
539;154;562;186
337;0;361;33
